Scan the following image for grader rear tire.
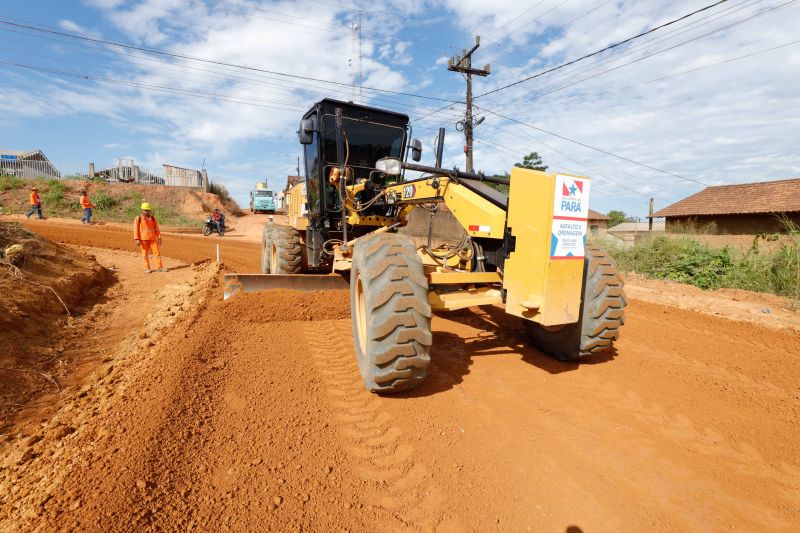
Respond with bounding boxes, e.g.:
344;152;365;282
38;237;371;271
260;225;302;274
524;244;626;361
350;233;432;393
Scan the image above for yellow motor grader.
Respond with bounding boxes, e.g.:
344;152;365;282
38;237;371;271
224;98;626;393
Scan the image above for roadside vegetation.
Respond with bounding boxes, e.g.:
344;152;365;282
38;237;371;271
607;219;800;303
209;181;243;216
0;175;24;191
0;177;234;227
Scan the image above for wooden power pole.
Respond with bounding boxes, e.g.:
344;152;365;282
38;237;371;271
448;36;490;173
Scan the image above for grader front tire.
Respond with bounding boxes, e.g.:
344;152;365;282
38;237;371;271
260;225;302;274
524;244;626;361
350;233;432;393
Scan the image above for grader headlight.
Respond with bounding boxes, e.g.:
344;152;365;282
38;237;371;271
376;157;402;176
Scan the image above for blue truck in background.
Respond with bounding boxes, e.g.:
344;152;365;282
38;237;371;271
249;182;276;213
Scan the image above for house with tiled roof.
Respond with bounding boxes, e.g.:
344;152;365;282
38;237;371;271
588;209;611;239
652;178;800;234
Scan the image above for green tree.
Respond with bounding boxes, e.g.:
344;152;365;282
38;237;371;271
514;152;548;172
607;210;627;228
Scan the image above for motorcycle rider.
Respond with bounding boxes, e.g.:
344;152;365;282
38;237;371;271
211;208;225;233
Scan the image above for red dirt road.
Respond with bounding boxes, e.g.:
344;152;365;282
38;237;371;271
2;220;799;531
19;219;262;272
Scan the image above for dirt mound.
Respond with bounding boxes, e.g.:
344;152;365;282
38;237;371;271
0;179;237;227
0;267;391;531
0;223;112;429
226;289;350;322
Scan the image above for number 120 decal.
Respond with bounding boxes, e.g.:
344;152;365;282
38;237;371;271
402;184;416;198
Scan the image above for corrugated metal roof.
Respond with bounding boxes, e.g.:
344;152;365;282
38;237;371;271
653;178;800;217
0;149;40;158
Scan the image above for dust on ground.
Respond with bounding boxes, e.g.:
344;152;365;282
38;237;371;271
625;272;800;331
2;219;800;531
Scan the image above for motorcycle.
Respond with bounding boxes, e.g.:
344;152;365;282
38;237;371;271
203;216;225;236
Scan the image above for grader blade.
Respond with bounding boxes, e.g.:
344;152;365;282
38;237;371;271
223;274;349;300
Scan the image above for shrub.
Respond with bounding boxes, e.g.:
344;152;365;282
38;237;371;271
209;181;243;216
610;231;800;303
93;191;118;211
0;175;24;191
43;179;67;207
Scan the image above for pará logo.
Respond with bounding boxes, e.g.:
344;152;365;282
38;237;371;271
560;179;584;213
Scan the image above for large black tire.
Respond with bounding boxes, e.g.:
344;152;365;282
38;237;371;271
350;233;432;393
260;225;302;274
524;244;626;361
202;225;211;237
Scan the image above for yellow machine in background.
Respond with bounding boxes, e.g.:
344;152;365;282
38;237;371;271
225;99;626;393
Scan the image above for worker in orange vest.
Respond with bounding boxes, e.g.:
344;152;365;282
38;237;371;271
79;190;94;224
25;186;43;219
133;202;166;273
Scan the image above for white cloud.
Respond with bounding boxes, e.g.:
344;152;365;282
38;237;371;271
5;0;800;214
57;19;102;39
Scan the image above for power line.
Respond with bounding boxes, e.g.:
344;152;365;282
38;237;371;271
497;0;797;109
0;60;309;111
476;105;709;185
475;0;730;99
481;0;796;115
482;0;760;107
617;37;800;89
413;0;747;123
0;17;460;104
0;33;462;118
482;0;549;41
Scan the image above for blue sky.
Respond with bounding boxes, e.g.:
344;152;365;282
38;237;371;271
1;0;799;216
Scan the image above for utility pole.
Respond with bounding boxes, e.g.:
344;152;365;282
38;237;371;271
648;197;654;231
448;36;490;172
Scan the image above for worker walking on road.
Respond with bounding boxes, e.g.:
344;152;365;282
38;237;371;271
133;202;167;273
25;186;43;219
80;190;93;224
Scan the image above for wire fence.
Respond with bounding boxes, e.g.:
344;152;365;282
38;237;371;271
0;156;205;188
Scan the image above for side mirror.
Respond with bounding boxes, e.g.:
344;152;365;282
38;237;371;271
298;118;313;144
409;139;422;162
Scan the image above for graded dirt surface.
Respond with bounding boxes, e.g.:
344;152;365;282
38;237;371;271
2;219;800;531
13;217;262;273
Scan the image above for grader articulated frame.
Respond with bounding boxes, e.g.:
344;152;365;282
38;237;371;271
224;98;626;393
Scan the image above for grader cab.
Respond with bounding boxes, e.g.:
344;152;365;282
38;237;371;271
224;98;626;393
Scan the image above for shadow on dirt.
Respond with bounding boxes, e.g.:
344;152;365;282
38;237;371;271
398;305;617;398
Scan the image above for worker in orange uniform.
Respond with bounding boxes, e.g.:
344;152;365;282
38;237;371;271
79;190;94;224
25;186;43;219
133;202;167;273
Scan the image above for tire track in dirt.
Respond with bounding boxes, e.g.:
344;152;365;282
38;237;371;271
305;320;447;530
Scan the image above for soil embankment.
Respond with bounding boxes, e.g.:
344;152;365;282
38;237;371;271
0;225;113;430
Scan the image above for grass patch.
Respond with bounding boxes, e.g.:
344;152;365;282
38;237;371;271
608;222;800;302
93;191;118;211
0;175;24;191
123;204;195;228
42;179;68;208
